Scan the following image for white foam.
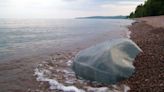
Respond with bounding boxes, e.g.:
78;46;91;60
87;85;130;92
34;61;131;92
123;85;130;92
87;87;109;92
34;67;85;92
126;31;131;38
67;60;73;66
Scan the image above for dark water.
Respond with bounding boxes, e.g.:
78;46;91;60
0;19;133;62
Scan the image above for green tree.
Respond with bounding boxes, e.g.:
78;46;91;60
129;0;164;18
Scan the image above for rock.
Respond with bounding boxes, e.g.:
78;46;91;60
72;38;142;84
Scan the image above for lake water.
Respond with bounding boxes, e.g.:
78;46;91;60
0;19;133;62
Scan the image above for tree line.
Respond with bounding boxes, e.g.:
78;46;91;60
129;0;164;18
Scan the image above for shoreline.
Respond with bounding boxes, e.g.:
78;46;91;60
121;16;164;92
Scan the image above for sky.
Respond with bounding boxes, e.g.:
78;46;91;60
0;0;145;18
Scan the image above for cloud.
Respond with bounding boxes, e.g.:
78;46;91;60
0;0;145;18
100;1;145;16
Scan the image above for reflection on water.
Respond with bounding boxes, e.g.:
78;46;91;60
0;19;133;61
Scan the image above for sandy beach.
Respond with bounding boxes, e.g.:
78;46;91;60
0;16;163;92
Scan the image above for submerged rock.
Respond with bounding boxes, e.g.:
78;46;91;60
72;38;142;84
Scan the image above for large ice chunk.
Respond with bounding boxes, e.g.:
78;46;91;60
72;38;142;84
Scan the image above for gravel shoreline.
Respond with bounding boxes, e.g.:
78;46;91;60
121;18;164;92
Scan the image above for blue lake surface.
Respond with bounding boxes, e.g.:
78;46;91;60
0;19;133;61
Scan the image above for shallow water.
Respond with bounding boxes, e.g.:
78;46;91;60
0;19;133;62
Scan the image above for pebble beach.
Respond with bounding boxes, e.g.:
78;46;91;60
121;16;164;92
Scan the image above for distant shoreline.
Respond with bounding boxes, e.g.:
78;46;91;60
76;16;127;19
